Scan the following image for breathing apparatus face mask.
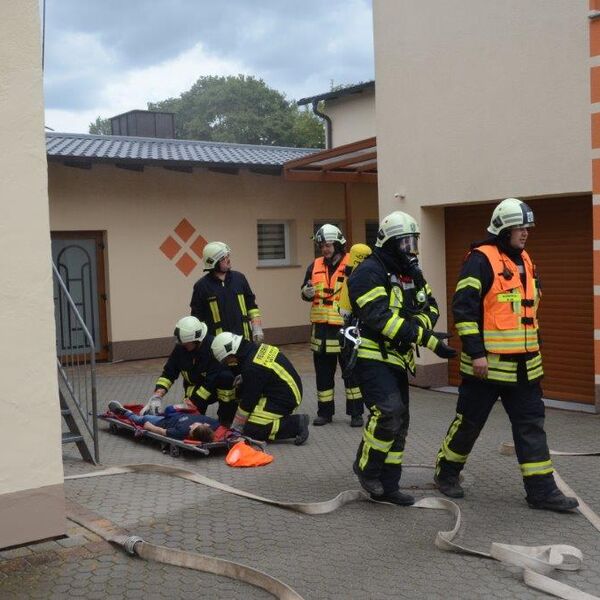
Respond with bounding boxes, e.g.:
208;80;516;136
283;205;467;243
394;234;419;257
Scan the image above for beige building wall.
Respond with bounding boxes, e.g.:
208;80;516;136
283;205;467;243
0;2;66;547
326;90;376;147
48;164;378;357
373;0;590;376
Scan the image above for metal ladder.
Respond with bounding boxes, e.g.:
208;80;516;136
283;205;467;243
53;263;99;464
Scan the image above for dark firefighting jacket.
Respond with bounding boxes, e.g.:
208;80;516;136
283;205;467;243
347;249;439;372
190;270;260;341
234;341;302;420
155;335;224;402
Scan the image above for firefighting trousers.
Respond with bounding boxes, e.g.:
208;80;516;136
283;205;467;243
353;359;409;494
313;352;363;418
243;413;303;442
436;372;555;495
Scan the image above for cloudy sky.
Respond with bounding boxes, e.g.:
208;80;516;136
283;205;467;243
42;0;374;133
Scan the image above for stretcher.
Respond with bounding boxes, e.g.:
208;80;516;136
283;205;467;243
99;404;264;458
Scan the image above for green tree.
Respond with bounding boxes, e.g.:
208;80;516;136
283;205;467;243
149;75;324;148
89;116;111;135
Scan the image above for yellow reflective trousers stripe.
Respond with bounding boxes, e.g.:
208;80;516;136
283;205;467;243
438;414;469;464
520;459;553;477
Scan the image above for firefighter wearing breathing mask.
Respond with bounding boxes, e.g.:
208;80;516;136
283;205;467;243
190;241;264;344
301;224;364;428
347;211;452;506
434;198;578;512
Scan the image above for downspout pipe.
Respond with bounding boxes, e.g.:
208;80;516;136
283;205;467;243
311;100;333;149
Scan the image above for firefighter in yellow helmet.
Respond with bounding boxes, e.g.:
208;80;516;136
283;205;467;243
190;241;263;343
434;198;578;512
300;224;364;427
347;211;453;505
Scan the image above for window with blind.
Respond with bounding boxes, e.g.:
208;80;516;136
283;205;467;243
257;221;291;266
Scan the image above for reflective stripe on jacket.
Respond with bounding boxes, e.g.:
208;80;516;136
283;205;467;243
309;255;348;326
477;245;540;354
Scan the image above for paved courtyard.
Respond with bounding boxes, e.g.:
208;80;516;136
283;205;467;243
1;344;600;599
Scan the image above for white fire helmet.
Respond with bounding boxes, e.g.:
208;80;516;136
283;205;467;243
313;224;346;246
375;211;420;254
211;332;243;362
487;198;535;235
203;241;231;270
174;316;207;344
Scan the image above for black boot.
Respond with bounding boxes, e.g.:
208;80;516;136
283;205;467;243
313;415;332;426
353;461;384;496
294;414;310;446
527;488;579;512
434;473;464;498
370;490;415;506
350;415;364;428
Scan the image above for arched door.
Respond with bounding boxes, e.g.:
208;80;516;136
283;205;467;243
51;231;108;360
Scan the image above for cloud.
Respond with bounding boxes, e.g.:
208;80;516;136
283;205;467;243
45;41;246;132
43;0;374;132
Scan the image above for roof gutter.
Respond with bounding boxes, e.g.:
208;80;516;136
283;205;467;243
311;100;332;150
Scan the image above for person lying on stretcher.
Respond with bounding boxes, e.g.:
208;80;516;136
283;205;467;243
108;401;218;442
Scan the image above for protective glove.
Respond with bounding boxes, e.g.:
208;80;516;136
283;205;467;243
301;280;316;300
230;410;249;433
233;374;243;388
422;331;457;360
251;321;264;344
140;394;163;416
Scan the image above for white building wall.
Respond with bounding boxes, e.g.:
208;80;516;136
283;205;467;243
373;0;591;368
0;0;65;547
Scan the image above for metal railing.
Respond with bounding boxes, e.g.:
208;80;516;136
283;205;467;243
53;262;99;463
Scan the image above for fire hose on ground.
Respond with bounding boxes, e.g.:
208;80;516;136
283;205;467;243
65;446;600;600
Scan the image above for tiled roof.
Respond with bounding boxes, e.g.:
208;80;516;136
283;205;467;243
46;132;319;168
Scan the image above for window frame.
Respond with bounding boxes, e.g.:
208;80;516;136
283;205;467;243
257;220;292;267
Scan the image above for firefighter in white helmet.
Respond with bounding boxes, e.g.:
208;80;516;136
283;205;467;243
210;332;310;445
190;241;264;344
347;211;454;505
434;198;578;512
139;316;237;424
300;224;364;427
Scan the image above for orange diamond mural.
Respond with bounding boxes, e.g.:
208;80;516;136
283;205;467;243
160;219;208;276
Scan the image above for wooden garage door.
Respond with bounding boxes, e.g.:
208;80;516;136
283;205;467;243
444;196;593;404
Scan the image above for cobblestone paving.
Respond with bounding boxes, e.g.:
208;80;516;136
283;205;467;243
2;344;600;599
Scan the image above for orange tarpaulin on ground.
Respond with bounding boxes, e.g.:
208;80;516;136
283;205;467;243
226;441;273;467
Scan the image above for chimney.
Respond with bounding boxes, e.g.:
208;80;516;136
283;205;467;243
110;110;176;139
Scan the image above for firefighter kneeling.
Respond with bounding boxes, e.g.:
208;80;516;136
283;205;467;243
211;332;310;445
347;211;455;505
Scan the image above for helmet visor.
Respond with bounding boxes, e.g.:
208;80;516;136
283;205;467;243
395;234;419;255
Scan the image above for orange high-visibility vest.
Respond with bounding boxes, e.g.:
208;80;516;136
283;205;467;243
310;255;348;325
477;245;540;354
